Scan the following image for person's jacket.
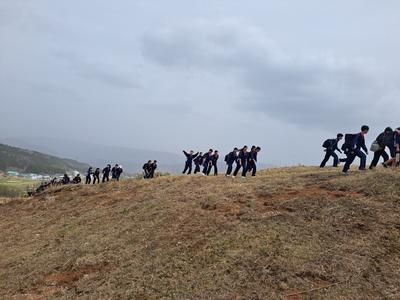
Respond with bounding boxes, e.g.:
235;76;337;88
352;133;368;153
327;139;341;152
212;154;219;164
226;151;236;164
239;150;249;162
194;155;203;165
183;151;199;163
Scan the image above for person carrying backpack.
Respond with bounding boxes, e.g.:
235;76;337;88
369;127;394;169
233;146;249;178
225;148;238;176
342;125;369;173
320;134;344;168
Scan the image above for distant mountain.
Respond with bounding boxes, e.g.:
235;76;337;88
0;143;89;175
0;137;183;174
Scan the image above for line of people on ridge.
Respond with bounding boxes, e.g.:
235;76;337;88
320;126;400;173
85;164;123;184
142;160;158;179
182;146;261;178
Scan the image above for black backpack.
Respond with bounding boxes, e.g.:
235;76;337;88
322;139;332;148
341;134;356;152
224;154;229;162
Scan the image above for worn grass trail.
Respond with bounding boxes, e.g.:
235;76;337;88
1;167;400;299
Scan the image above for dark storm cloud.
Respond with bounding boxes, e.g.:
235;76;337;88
141;20;395;129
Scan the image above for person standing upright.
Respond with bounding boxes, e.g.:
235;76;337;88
207;150;219;176
233;146;249;178
225;148;238;176
102;164;111;182
93;168;100;184
369;127;394;169
85;167;93;184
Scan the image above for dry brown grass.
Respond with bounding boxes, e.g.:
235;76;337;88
1;166;400;299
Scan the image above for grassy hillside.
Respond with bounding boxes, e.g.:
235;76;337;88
1;167;400;299
0;143;89;175
0;175;37;200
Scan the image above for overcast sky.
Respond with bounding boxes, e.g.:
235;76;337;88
1;0;399;166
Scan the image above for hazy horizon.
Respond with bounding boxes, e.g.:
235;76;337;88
1;1;399;167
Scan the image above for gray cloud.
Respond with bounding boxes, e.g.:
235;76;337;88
142;20;397;129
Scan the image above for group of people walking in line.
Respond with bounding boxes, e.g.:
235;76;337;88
320;126;400;173
182;146;261;178
85;164;123;184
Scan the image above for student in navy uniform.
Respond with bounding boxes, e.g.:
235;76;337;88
207;150;219;176
320;134;344;168
62;173;71;185
85;167;93;184
111;164;119;180
342;125;369;173
72;174;81;184
193;152;203;174
143;160;151;178
369;127;394;169
92;168;100;184
225;148;238;176
233;146;249;178
383;127;400;168
116;165;123;181
248;146;261;176
202;149;213;175
149;161;157;178
102;164;111;182
182;150;199;175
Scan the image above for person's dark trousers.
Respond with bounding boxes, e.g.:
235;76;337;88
208;163;217;176
194;164;201;174
102;175;109;183
320;150;339;168
183;162;192;174
343;149;366;173
241;160;248;177
233;162;241;176
85;176;91;184
369;149;389;169
202;164;209;174
93;175;99;184
226;163;233;175
251;162;257;176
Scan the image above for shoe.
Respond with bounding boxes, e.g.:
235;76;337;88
359;168;366;171
241;176;246;179
232;176;235;178
382;163;388;168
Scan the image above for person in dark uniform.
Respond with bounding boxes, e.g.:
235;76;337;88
102;164;111;182
207;150;219;176
248;146;261;176
320;134;344;168
93;168;100;184
383;127;400;168
225;148;238;176
62;173;71;185
143;160;151;178
85;167;93;184
202;149;213;175
111;164;119;180
369;127;394;169
193;152;203;174
116;165;123;181
343;125;369;173
233;146;249;178
72;174;81;184
149;160;157;178
182;150;199;175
